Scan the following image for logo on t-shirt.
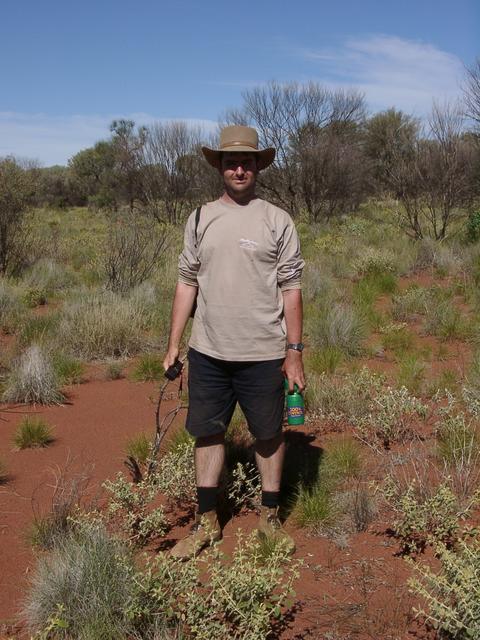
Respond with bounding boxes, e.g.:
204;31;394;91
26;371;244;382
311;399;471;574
239;238;258;251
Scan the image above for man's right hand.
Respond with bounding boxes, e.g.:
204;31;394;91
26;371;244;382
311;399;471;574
163;347;180;373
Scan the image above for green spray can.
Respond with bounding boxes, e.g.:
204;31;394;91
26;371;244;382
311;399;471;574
284;380;305;426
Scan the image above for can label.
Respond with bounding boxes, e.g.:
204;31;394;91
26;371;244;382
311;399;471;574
288;406;304;418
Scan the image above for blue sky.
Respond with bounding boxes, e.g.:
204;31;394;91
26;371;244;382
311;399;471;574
1;0;478;165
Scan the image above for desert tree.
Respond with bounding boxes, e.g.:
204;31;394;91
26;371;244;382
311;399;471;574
68;141;118;210
140;121;211;224
0;157;37;275
464;57;480;129
224;81;366;218
110;119;147;211
388;103;476;240
103;208;171;294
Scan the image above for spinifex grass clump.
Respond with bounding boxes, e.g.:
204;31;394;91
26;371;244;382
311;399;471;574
18;314;59;347
308;302;367;357
52;352;85;385
132;353;164;381
2;344;64;405
13;417;54;449
24;524;137;640
58;290;152;359
125;432;151;466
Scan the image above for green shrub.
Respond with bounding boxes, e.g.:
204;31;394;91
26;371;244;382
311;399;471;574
409;538;480;638
24;524;137;640
356;386;427;450
2;344;64;405
382;477;478;554
13;417;54;449
52;352;85;385
153;439;196;505
125;432;151;466
353;247;397;276
132;353;164;381
58;290;152;359
103;474;168;546
135;531;298;640
466;210;480;243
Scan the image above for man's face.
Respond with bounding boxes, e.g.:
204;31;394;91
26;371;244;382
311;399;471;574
220;152;258;200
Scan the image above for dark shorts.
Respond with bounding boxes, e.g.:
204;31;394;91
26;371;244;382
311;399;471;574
186;348;285;441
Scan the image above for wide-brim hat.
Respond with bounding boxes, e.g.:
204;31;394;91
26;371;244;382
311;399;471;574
201;125;275;171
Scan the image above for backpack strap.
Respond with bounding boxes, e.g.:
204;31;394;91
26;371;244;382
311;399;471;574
194;206;201;248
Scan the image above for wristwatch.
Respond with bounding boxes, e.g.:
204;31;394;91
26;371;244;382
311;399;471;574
287;343;304;352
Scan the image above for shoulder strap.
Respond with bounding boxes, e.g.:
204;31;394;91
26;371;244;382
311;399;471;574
194;206;201;247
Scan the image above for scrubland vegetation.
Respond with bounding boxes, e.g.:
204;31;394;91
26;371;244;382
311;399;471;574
1;62;480;638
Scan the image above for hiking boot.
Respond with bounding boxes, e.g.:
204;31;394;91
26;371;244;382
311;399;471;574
169;510;221;560
257;506;296;554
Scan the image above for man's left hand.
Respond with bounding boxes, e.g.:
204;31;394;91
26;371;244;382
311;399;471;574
282;350;306;392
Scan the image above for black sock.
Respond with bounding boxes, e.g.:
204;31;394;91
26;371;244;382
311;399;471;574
261;490;280;509
197;486;218;514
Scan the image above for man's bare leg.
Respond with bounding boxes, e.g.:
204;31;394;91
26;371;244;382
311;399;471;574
254;433;285;492
195;432;225;487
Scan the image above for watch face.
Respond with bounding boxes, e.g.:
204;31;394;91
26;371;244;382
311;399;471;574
288;343;304;351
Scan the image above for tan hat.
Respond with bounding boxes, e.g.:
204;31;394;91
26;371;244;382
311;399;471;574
201;125;275;171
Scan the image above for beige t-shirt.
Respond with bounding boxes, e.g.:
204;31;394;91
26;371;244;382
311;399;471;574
178;198;304;361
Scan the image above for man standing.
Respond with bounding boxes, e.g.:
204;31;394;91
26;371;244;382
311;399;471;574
163;125;305;559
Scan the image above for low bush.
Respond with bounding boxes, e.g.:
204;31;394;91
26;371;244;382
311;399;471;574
356;386;427;450
409;538;480;639
381;477;478;554
153;438;196;505
13;417;54;449
353;247;397;276
2;344;64;405
103;474;168;546
24;258;76;297
132;353;164;382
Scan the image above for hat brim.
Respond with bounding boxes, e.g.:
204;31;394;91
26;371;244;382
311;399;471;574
201;146;275;171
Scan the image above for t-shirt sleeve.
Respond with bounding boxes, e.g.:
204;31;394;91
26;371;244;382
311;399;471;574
277;217;305;290
178;210;200;287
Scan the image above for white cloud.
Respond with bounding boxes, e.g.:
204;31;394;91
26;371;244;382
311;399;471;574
301;35;465;115
0;112;218;166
